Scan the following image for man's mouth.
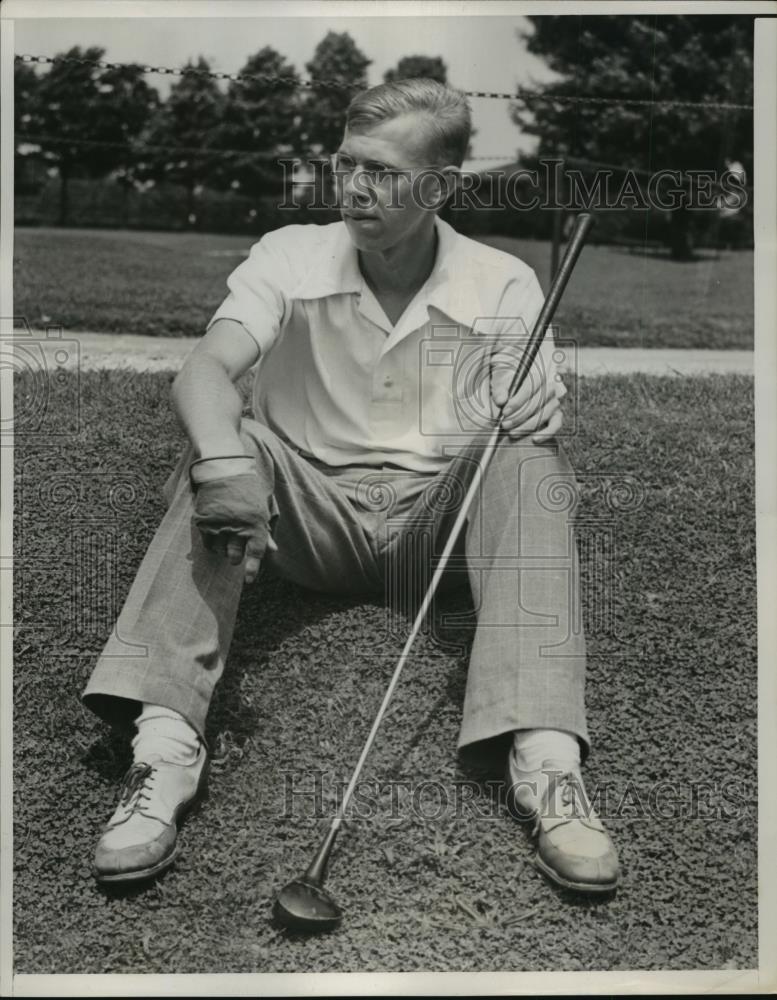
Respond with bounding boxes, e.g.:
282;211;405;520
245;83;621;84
343;209;379;221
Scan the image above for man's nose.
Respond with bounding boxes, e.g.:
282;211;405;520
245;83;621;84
343;168;375;207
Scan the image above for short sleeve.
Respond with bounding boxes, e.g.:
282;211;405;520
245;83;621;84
206;229;295;356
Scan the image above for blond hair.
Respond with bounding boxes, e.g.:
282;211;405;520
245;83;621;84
345;78;472;167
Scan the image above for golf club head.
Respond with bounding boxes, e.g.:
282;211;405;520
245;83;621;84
272;876;342;933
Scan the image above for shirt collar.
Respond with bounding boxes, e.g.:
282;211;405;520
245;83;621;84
423;217;490;331
290;216;489;333
290;222;363;300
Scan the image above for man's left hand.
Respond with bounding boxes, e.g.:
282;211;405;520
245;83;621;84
490;351;567;443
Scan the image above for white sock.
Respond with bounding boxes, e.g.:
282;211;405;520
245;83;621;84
510;728;581;774
132;703;201;766
508;729;583;811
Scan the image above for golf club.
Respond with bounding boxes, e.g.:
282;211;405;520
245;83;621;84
272;212;596;934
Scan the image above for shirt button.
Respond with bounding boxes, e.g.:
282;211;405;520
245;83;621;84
384;377;393;387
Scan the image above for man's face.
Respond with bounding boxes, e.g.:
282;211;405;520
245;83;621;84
335;112;449;253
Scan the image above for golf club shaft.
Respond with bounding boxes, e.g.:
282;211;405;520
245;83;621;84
503;211;594;403
329;212;595;834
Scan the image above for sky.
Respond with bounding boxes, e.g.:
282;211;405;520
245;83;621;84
13;13;558;168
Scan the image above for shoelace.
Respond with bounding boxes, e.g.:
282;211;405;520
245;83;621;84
532;771;594;836
118;762;156;813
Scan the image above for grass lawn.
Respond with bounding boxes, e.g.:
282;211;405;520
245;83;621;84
14;225;753;349
13;371;757;974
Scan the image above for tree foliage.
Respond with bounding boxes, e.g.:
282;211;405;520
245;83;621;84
14;35;472;227
514;15;752;169
140;57;225;217
14;60;43;195
303;31;371;154
217;47;302;196
384;55;447;84
512;15;754;257
14;60;40;135
21;46;158;223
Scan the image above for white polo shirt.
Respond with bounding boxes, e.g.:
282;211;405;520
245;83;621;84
208;216;556;474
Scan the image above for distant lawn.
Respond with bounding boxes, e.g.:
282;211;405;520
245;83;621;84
479;235;753;350
13;370;757;974
14;225;753;348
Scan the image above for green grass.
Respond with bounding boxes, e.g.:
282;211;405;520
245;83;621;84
13;371;757;974
480;235;754;350
14;226;754;348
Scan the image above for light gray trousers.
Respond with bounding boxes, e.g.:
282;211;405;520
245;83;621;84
83;418;589;759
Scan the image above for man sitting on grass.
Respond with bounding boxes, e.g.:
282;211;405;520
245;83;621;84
83;78;619;896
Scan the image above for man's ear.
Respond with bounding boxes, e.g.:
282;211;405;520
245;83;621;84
420;164;460;211
439;165;461;200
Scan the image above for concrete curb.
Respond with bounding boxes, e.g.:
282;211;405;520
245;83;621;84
9;331;754;376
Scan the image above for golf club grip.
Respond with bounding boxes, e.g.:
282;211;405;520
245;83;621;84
503;212;595;406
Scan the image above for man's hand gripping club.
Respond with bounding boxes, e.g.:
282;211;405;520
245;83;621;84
490;341;566;443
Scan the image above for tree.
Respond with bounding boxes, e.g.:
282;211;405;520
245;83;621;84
14;59;39;133
14;60;44;195
217;47;303;198
511;16;754;258
140;57;225;225
22;47;158;225
90;61;162;224
384;55;448;84
303;32;371;155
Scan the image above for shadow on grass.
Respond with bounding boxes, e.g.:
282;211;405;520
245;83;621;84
208;580;392;748
95;864;178;903
81;729;133;784
211;574;477;750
